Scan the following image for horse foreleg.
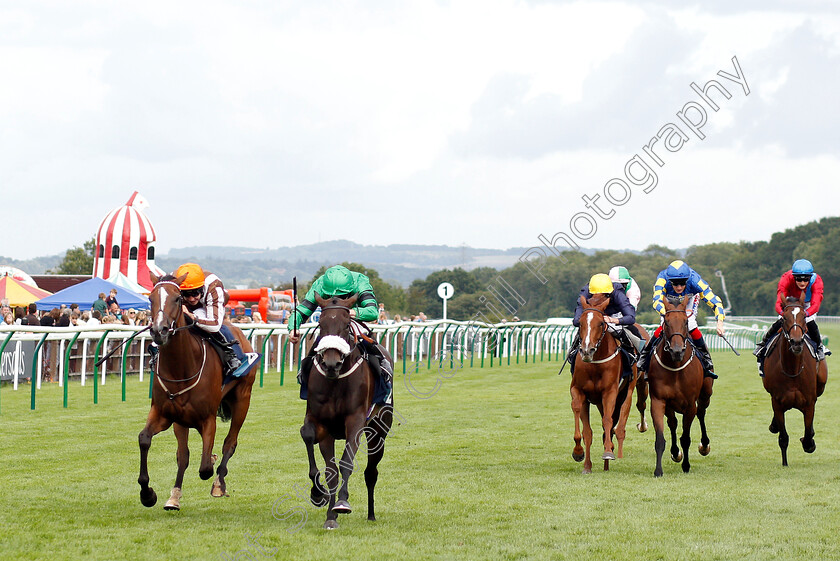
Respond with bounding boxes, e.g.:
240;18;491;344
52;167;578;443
771;399;789;466
801;402;816;455
651;397;666;477
164;423;189;511
601;386;618;464
635;371;648;433
213;391;253;498
570;386;585;463
614;376;637;459
697;377;713;456
666;408;681;463
581;399;593;475
138;407;173;507
680;406;697;474
301;417;327;507
335;413;367;515
319;437;339;530
197;416;217;481
365;406;393;522
817;361;828;398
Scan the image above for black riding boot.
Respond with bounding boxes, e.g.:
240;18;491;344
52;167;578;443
807;321;830;360
564;334;581;376
298;348;317;400
637;334;659;375
209;331;240;376
692;335;716;378
754;318;783;358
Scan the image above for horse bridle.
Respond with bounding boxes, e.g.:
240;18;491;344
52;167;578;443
579;307;609;353
781;303;807;344
662;308;692;354
317;304;358;358
153;281;196;338
779;303;808;378
151;281;205;396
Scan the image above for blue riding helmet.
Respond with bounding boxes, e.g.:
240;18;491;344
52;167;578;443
665;260;691;281
792;259;814;275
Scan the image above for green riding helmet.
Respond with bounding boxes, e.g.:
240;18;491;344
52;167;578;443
322;265;354;296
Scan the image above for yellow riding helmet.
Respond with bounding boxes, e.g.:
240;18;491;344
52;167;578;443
174;263;205;290
588;273;614;295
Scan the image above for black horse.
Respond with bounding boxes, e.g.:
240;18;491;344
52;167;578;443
301;294;394;530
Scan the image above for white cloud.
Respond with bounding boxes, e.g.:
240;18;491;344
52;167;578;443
0;0;838;265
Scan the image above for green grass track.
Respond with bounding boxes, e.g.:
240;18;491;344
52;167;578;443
1;327;840;560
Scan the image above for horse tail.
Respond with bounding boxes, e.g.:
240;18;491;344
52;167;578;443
217;398;233;423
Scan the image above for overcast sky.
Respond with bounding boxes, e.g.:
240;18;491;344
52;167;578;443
2;0;839;261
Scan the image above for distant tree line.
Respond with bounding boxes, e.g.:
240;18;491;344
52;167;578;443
309;217;840;322
42;217;840;322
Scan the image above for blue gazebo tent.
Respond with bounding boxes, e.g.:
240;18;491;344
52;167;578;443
35;277;150;311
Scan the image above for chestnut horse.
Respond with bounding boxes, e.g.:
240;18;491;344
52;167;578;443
570;294;640;474
762;296;828;466
648;296;713;477
301;294;393;529
138;274;257;510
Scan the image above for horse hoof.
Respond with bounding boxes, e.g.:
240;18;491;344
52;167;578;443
654;470;663;478
572;452;585;462
324;520;339;530
582;468;592;475
211;477;228;498
769;420;779;434
164;488;182;510
801;438;816;454
671;452;683;463
637;422;647;433
602;451;616;461
367;515;377;522
333;500;352;514
311;488;328;508
698;444;710;456
140;488;157;508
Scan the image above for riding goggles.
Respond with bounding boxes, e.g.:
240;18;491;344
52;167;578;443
182;287;205;299
793;275;811;283
670;278;688;287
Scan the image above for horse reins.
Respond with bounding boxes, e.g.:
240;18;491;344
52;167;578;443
779;303;809;378
151;281;207;398
655;309;696;372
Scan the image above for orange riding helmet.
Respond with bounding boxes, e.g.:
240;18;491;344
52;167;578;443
174;263;205;290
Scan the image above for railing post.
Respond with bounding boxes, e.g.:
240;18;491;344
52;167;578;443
31;332;49;411
0;331;15;415
93;330;113;405
260;329;276;387
64;332;82;408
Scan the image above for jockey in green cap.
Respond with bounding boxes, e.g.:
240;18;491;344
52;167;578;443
288;265;378;330
288;265;392;404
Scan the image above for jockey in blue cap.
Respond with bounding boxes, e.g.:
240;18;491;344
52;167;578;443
638;260;726;378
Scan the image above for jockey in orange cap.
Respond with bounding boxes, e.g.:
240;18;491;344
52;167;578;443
167;263;259;378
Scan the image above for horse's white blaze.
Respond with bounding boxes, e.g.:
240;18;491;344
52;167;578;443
155;288;167;327
792;307;801;321
584;314;593;347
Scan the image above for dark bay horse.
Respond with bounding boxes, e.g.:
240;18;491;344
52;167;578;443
138;274;257;510
570;294;639;474
762;296;828;465
648;296;713;477
632;323;651;433
301;294;393;530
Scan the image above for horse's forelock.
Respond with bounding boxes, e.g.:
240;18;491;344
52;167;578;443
589;293;609;307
